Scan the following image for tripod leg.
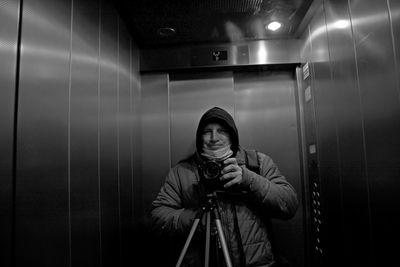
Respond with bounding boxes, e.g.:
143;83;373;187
213;209;233;267
176;209;205;267
204;211;211;267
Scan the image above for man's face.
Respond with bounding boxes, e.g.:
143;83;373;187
201;122;231;150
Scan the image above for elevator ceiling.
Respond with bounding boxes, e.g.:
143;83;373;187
113;0;314;48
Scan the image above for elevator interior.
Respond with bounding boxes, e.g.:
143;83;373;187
1;0;400;267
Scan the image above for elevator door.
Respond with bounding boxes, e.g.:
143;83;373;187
169;69;305;267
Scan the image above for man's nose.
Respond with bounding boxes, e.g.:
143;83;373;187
210;130;219;141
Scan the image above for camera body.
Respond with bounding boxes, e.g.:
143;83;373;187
198;158;226;191
202;159;224;180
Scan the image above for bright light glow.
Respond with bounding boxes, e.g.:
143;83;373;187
333;20;349;29
267;21;281;31
257;45;267;63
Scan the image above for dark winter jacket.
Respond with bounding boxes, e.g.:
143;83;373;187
151;147;298;266
151;107;298;266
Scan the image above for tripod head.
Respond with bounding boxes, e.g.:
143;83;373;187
198;192;219;215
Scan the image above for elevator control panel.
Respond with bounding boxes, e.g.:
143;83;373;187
301;62;324;266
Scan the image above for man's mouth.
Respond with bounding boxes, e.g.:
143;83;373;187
207;144;222;150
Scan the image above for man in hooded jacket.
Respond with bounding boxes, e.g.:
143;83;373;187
151;107;298;267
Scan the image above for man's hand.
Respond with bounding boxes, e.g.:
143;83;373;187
220;157;243;188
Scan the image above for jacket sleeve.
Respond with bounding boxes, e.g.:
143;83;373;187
241;153;299;219
151;167;197;236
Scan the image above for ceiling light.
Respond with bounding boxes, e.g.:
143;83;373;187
267;21;281;31
157;27;176;37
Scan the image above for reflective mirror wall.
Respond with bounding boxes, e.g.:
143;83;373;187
1;0;399;267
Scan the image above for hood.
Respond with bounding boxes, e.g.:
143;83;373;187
195;107;239;155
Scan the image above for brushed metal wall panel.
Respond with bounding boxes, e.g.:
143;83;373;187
140;74;171;216
234;70;304;267
118;22;134;266
0;0;19;266
169;72;234;166
139;72;171;265
99;3;120;266
131;45;142;222
389;0;400;103
15;0;71;265
324;1;370;265
139;73;173;265
247;39;301;65
139;73;169;267
69;0;101;265
134;74;171;267
349;1;400;265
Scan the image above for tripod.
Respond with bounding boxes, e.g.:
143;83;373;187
176;192;233;267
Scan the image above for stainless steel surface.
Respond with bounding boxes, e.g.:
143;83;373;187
69;0;101;265
349;1;400;266
5;0;400;267
137;73;171;266
131;45;142;223
169;72;234;166
140;73;171;216
98;4;120;265
140;39;301;71
16;0;71;265
234;69;304;267
130;33;142;267
117;21;134;265
391;0;400;92
298;0;400;266
247;39;301;64
323;1;369;265
0;0;19;265
11;0;140;266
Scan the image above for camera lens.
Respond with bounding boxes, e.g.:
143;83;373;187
204;161;221;179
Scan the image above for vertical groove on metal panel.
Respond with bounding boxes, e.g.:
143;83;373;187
67;0;73;266
387;0;400;105
167;74;172;168
97;1;103;266
11;0;23;266
116;16;122;266
129;38;135;221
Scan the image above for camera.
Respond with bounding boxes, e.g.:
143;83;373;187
198;157;247;194
198;159;226;191
201;159;224;180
